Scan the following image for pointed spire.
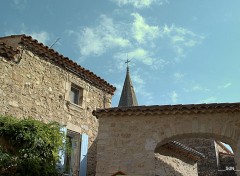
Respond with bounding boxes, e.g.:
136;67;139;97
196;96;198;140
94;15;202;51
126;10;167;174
118;60;138;107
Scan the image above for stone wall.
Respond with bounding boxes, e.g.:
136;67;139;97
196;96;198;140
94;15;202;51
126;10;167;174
0;49;112;176
177;138;218;176
155;151;198;176
95;110;240;176
219;153;236;176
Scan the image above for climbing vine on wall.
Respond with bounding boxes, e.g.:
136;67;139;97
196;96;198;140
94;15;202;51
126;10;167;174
0;115;65;176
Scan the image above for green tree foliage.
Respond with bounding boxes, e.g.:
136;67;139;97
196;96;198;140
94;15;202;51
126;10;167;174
0;115;65;176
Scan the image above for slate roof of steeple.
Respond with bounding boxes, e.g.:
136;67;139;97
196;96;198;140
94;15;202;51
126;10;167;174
118;66;138;107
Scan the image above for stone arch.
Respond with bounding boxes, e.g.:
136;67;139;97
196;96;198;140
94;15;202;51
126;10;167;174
155;133;237;153
151;113;240;175
154;133;238;176
94;103;240;176
150;113;240;152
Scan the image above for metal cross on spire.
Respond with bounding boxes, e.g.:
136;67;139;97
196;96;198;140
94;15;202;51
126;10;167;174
125;53;131;73
125;59;130;67
118;57;138;107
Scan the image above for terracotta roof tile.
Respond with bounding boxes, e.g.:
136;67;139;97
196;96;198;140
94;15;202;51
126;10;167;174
0;34;116;95
0;42;20;59
93;102;240;118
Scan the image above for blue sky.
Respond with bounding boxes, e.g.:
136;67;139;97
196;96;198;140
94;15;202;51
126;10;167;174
1;0;240;107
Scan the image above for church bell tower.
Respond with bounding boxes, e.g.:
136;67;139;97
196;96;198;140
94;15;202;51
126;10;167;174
118;60;138;107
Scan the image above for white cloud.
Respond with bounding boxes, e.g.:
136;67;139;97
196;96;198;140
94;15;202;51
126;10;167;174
171;35;185;43
132;13;159;43
183;85;210;92
152;58;168;70
78;27;105;56
132;73;145;85
174;72;184;80
14;0;27;9
27;31;50;44
130;48;152;65
67;14;203;70
107;36;130;47
113;49;168;70
173;46;185;58
171;91;178;103
129;48;168;69
199;96;217;104
69;15;130;57
111;0;168;8
160;24;204;58
131;71;154;105
5;29;50;45
184;40;197;47
218;83;232;89
192;86;209;92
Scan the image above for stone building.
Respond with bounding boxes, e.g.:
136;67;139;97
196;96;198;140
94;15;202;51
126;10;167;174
0;34;115;176
116;63;205;175
0;34;238;176
93;65;239;176
94;102;240;176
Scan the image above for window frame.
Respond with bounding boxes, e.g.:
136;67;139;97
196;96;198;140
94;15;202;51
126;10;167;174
69;83;83;106
64;130;81;176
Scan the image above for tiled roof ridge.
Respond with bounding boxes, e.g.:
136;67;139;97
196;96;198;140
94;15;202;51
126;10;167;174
169;141;205;158
161;140;205;161
0;42;19;51
0;42;20;59
0;34;116;95
93;102;240;117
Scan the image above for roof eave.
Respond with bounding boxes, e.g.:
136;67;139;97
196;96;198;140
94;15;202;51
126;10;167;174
0;34;116;95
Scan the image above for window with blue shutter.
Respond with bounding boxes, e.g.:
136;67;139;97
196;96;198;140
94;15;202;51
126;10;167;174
58;128;88;176
65;130;81;176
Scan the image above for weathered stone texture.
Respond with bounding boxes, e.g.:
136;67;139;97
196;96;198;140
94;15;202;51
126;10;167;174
0;49;112;176
177;138;218;176
95;112;240;176
219;153;236;176
155;153;198;176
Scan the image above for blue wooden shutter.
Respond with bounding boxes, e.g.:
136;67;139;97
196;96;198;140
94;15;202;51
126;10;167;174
79;134;88;176
58;126;67;172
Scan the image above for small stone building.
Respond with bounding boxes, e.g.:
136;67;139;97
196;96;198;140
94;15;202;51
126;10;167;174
93;65;238;176
0;34;115;176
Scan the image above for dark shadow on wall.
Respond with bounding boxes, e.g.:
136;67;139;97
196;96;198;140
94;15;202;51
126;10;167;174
176;138;218;176
87;140;97;176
